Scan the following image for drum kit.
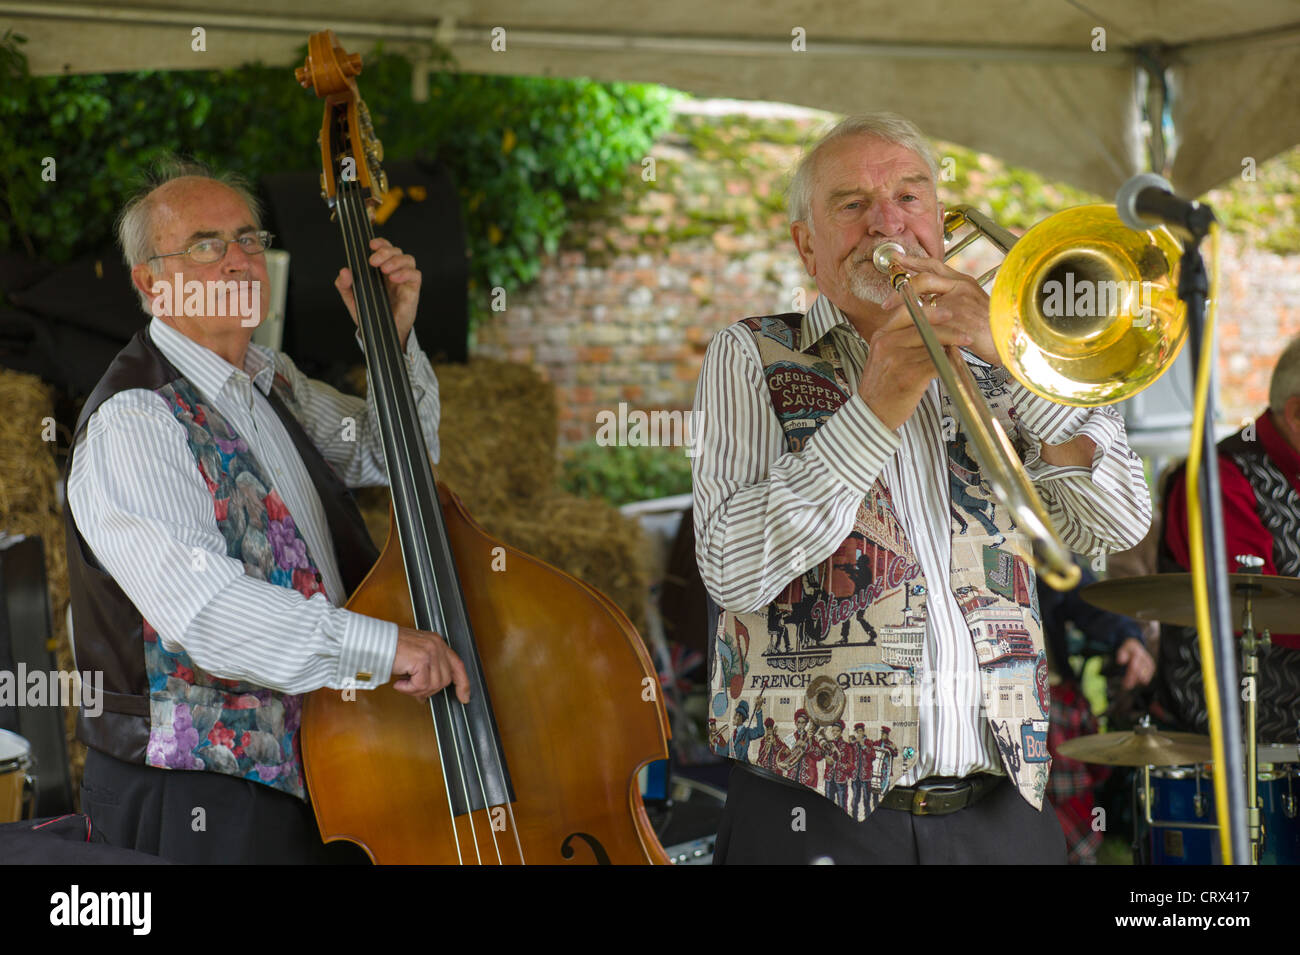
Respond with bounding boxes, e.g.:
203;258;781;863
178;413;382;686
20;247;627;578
1069;566;1300;865
0;728;36;824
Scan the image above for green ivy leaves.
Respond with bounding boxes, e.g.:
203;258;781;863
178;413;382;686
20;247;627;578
0;33;677;324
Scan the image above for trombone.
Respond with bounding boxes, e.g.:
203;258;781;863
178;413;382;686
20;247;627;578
873;204;1187;590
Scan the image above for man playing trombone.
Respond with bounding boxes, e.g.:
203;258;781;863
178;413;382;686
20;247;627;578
691;112;1152;864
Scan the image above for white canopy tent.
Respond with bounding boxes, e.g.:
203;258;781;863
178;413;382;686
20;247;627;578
4;0;1299;197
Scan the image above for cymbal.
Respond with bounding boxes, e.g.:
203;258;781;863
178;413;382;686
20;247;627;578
1080;573;1300;631
1056;725;1213;767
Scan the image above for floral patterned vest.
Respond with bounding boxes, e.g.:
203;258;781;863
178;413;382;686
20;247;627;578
708;313;1053;820
66;329;380;800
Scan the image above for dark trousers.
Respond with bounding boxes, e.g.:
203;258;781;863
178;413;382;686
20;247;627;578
714;764;1067;864
80;748;369;864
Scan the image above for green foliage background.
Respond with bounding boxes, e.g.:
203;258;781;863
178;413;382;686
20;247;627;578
559;441;694;506
0;31;677;321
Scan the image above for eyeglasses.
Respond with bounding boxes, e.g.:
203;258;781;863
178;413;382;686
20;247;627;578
149;230;275;265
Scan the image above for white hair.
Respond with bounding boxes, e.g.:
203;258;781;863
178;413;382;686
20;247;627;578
1270;335;1300;412
115;156;262;314
787;112;939;235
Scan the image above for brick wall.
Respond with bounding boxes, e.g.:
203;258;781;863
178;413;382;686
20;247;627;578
471;103;1300;448
1216;232;1300;425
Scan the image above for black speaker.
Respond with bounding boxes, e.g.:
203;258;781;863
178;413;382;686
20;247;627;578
0;534;74;816
260;159;469;378
2;250;146;398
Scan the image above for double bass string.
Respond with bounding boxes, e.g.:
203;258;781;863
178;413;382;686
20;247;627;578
339;179;520;863
343;180;525;865
347;182;527;863
298;39;672;864
336;180;470;861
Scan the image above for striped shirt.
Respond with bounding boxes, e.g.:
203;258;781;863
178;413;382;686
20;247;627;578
691;293;1151;782
67;315;441;695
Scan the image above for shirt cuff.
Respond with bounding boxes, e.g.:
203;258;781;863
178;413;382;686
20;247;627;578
404;329;423;360
353;327;424;363
805;393;902;498
335;610;398;690
1009;381;1092;446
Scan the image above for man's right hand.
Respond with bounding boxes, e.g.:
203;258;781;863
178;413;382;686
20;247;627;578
391;627;471;702
857;300;972;431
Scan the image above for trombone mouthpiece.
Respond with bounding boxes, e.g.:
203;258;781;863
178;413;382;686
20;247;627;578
872;242;906;274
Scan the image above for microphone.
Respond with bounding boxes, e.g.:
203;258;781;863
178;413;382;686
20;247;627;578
1115;173;1215;239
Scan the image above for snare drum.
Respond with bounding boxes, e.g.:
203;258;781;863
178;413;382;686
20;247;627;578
0;729;35;823
1149;759;1300;865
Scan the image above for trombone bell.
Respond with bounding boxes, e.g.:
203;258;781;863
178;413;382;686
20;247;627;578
986;204;1187;407
871;201;1184;589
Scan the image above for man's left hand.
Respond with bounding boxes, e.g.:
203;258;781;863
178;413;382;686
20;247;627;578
335;237;422;350
1115;637;1156;690
887;252;999;367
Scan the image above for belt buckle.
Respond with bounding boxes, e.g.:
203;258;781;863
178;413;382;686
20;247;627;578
911;779;969;816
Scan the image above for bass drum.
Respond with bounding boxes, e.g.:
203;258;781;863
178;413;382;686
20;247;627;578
1149;760;1300;865
1258;766;1300;865
0;729;35;823
1149;764;1217;864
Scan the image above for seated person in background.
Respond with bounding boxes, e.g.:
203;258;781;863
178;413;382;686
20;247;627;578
1100;526;1163;728
1039;563;1153;864
1156;335;1300;744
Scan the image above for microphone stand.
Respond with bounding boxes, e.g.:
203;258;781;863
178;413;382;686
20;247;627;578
1176;210;1250;865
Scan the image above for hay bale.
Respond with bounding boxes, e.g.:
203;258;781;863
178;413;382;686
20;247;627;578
350;359;650;630
432;358;558;517
353;488;648;631
0;370;83;796
354;486;392;552
347;357;557;517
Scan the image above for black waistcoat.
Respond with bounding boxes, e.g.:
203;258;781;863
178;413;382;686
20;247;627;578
63;328;380;765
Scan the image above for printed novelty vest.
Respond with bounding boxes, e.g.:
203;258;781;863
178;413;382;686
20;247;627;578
65;329;380;799
708;313;1053;820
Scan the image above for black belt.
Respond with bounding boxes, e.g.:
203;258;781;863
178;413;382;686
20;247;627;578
736;763;1001;816
877;773;1001;815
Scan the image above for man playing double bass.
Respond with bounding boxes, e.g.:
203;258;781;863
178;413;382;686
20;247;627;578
65;158;470;864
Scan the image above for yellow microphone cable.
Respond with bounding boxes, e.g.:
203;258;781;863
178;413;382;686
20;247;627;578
1182;221;1233;863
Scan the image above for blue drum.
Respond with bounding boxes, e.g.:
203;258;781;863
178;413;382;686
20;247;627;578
1258;768;1300;865
1150;762;1300;865
0;729;34;822
1150;765;1218;865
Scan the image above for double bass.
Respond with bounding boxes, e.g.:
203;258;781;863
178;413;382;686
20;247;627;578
294;31;671;864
